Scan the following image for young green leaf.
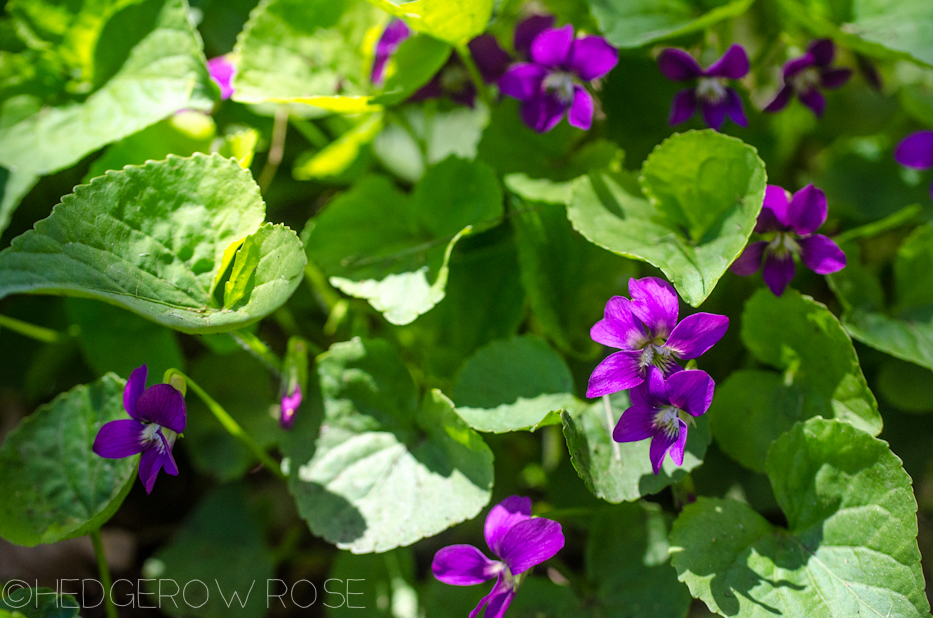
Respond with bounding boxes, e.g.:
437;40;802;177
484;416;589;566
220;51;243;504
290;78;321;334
0;154;306;333
671;417;930;617
0;374;136;546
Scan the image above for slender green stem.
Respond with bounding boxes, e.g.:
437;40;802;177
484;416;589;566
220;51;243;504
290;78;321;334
833;203;921;245
455;44;492;107
170;370;287;481
0;314;74;344
304;262;342;311
257;106;289;193
229;330;282;375
90;529;118;618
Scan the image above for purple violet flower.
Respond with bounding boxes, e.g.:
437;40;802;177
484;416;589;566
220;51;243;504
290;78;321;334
207;56;236;101
410;34;510;107
894;131;933;201
513;14;555;60
731;184;846;296
763;39;852;117
279;385;302;430
432;496;564;618
657;45;749;131
371;19;412;85
92;365;186;494
499;24;618;133
587;277;729;398
613;367;714;475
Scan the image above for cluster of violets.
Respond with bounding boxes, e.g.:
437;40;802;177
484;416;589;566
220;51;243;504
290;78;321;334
587;278;727;474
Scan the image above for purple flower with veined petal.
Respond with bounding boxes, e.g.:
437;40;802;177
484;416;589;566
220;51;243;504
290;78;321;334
279;385;302;430
92;365;186;494
657;45;749;131
613;367;714;475
894;131;933;201
207;56;236;100
499;24;618;133
764;39;852;117
587;277;729;398
432;496;564;618
731;184;846;296
371;19;412;85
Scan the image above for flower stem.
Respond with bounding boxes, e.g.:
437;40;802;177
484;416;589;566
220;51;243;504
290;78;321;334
455;43;492;107
0;314;75;344
229;329;282;375
90;529;118;618
169;370;287;481
257;106;289;193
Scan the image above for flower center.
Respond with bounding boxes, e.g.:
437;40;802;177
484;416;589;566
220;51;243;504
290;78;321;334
768;231;799;258
440;64;470;94
789;66;821;92
639;342;678;374
696;77;727;103
654;406;694;437
543;71;576;104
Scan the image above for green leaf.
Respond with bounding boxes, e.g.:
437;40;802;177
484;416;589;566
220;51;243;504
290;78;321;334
562;391;711;503
0;0;215;176
453;336;577;433
232;0;382;109
710;289;882;472
326;548;419;617
0;588;80;618
182;352;279;481
0;154;307;333
512;201;638;357
671;418;930;617
568;131;766;307
66;298;185;379
286;337;493;553
587;503;692;617
294;113;383;180
373;35;451;105
589;0;756;49
304;158;502;325
876;358;933;413
363;0;494;45
143;484;275;618
0;374;136;546
0;166;38;238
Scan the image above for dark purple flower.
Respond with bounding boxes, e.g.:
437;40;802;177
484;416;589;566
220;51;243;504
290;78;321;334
410;34;510;107
92;365;186;494
894;131;933;201
657;45;749;131
613;367;714;475
731;184;846;296
207;56;236;101
587;277;729;398
432;496;564;618
499;25;618;133
764;39;852;117
371;19;412;85
279;385;302;430
513;14;554;60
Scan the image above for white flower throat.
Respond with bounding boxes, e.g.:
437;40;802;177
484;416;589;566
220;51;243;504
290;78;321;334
543;71;576;104
696;77;727;103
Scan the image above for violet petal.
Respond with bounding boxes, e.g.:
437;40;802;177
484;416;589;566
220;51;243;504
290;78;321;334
669;88;697;125
705;44;750;79
820;67;852;89
134;384;186;433
124;364;147;421
628;277;679;339
628;367;669;411
410;73;443;101
138;445;165;494
485;496;532;557
371;19;412;84
586;350;645;398
568;85;593;130
207;56;236;100
520;92;567;133
469;574;511;618
93;419;146;459
514;14;555;59
590;295;649;351
568;36;618;81
895;131;933;169
469;34;511;83
649;428;678;475
783;53;816;79
723;88;748;127
612;404;657;443
665;369;715;417
665;313;729;360
762;253;796;297
798;87;826;117
667;419;689;466
730;241;768;276
158;432;179;476
482;583;517;618
432;545;500;586
499;63;548;101
758;185;791;232
786;183;827;236
701;98;729;131
498;517;565;575
763;85;793;113
799;234;847;274
530;24;574;69
808;38;835;66
657;48;703;81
